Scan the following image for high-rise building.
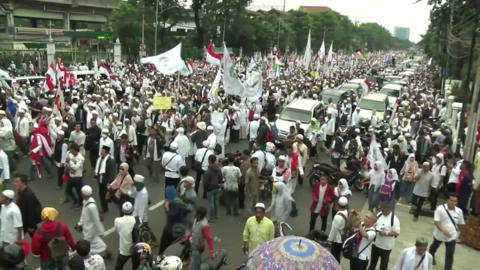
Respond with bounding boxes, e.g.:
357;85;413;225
0;0;119;49
394;26;410;40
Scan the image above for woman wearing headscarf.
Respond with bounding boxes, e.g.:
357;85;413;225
107;163;134;215
379;168;399;210
368;161;386;212
266;182;294;223
32;207;76;270
332;178;352;217
400;154;418;203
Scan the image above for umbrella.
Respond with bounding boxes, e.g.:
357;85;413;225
245;236;341;270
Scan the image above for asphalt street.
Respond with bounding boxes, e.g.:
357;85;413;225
10;140;367;269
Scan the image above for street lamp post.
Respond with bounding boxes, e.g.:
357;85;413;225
276;0;286;49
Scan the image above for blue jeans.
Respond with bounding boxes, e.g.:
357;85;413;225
207;189;221;219
189;248;202;270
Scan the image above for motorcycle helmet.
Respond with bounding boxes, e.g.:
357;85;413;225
0;243;26;268
155;256;183;270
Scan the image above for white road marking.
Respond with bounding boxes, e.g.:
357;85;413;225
35;199;165;270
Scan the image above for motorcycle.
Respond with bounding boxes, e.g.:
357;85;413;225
308;159;365;191
163;235;228;270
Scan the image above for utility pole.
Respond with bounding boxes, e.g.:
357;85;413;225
276;0;286;49
154;0;159;55
457;2;479;154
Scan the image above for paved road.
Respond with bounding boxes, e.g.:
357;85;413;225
11;140;367;269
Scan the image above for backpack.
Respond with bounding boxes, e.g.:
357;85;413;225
342;229;376;260
334;137;344;154
348;139;359;157
379;180;394;201
132;223;158;248
270;125;279;142
36;223;69;265
265;128;272;142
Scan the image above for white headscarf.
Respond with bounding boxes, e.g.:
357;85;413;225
269;181;294;223
334;178;352;197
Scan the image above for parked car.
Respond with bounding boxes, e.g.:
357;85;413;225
357;93;389;122
275;98;322;141
380;83;404;107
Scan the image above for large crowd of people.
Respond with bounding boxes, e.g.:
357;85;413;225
0;51;478;270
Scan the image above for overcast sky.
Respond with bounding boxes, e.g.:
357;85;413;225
249;0;432;42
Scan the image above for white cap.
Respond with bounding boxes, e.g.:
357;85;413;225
101;128;109;134
57;130;65;136
81;185;93;196
207;125;214;131
296;134;304;140
255;202;266;209
122;202;133;213
44;107;52;112
170;142;178;150
134;174;145;183
1;189;15;200
181;176;195;186
176;127;184;133
338;196;348;206
278;155;287;161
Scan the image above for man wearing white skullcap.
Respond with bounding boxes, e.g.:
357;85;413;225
114;201;138;269
161;141;185;189
0;189;23;244
133;175;149;224
77;185;107;255
172;127;190;163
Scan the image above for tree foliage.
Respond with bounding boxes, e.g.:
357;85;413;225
111;1;412;59
420;0;479;79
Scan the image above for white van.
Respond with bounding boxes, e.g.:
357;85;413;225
357;93;389;122
275;98;321;141
70;70;97;81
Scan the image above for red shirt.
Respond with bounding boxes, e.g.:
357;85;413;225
31;221;76;262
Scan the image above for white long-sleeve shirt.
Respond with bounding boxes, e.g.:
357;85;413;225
133;187;149;223
78;197;105;241
15;116;30;138
67;152;85;177
0;150;10;180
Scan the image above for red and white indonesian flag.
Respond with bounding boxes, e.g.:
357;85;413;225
206;42;221;66
99;62;119;87
56;58;67;85
44;63;56;93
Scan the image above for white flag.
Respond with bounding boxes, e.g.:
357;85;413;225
222;45;245;96
318;40;325;61
303;29;312;70
327;41;333;64
141;43;188;75
243;71;262;98
208;69;222;104
367;134;387;170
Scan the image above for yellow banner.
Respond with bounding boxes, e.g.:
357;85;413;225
153;96;172;110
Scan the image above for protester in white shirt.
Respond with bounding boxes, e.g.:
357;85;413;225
161;142;185;189
133;175;149;224
369;202;400;270
76;239;106;270
428;195;465;270
98;129;114;159
0;189;23;244
114;202;139;270
430;153;447;211
77;185;106;255
327;196;349;262
350;211;377;270
0;149;10;183
393;237;433;270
